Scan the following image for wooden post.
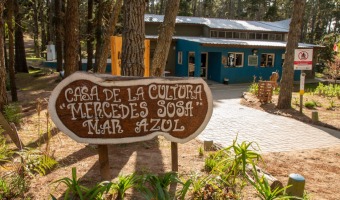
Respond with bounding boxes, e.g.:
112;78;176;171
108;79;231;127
204;140;213;151
171;142;178;172
312;111;319;122
286;173;305;199
299;94;303;113
299;72;305;113
98;145;111;180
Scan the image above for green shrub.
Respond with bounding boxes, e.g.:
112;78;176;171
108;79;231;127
0;128;13;162
0;174;28;199
3;103;23;125
51;167;113;200
304;101;316;109
16;148;58;176
248;82;259;95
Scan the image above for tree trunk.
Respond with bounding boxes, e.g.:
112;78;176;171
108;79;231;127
121;0;146;76
150;0;180;77
97;0;123;74
14;0;28;73
40;0;47;53
54;0;63;72
277;0;306;109
94;0;104;73
64;0;79;77
33;0;41;58
0;0;8;111
6;0;18;102
47;0;55;43
158;0;165;14
86;0;94;71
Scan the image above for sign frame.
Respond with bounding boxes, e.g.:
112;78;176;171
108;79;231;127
48;72;213;145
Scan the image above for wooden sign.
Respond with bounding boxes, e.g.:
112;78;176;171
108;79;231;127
49;72;213;144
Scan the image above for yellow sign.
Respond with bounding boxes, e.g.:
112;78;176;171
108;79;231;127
110;36;150;77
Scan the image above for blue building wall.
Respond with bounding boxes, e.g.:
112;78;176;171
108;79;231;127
175;39;302;84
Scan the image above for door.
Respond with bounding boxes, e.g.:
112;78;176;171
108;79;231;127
201;52;208;79
188;52;195;77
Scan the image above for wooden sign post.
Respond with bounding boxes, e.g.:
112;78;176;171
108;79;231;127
49;72;213;178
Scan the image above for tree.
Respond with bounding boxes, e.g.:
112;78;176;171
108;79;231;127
54;0;63;72
14;0;28;73
96;0;123;74
86;0;94;71
64;0;79;77
277;0;306;109
6;0;18;102
150;0;180;77
32;0;41;58
0;0;8;111
121;0;146;76
94;0;104;73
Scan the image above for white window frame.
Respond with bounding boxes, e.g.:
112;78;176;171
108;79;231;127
260;53;275;67
227;52;244;67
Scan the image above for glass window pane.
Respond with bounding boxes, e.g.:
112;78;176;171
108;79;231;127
256;33;262;40
235;53;243;66
275;34;282;41
233;32;240;39
225;32;233;38
240;32;247;39
269;34;275;40
218;31;225;38
210;30;217;38
248;32;255;39
263;33;269;40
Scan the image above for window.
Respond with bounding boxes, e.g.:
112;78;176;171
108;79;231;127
227;52;244;67
218;31;225;38
233;32;240;39
275;34;282;41
256;33;263;40
260;53;275;67
248;32;256;40
263;33;269;40
240;32;247;39
210;30;218;38
269;34;276;40
225;32;233;38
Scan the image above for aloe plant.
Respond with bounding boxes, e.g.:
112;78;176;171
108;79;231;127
110;173;138;200
51;167;89;200
247;165;295;200
138;172;180;200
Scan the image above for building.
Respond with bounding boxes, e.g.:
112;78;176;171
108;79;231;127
145;14;319;83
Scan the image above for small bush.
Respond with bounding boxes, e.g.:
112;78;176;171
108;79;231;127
4;104;23;125
304;101;316;109
248;82;259;95
0;129;13;162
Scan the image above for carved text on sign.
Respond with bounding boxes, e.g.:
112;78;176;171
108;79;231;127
49;72;213;144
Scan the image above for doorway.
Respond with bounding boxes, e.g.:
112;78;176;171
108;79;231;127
201;52;208;79
188;52;195;77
